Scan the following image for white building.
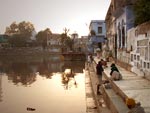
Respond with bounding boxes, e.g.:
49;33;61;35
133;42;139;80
128;22;150;80
88;20;106;53
89;20;106;37
47;33;62;52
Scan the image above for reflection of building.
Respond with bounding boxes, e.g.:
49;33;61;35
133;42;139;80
0;75;2;102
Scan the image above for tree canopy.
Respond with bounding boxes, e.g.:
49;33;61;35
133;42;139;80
36;28;52;49
36;28;52;42
134;0;150;26
60;27;70;46
5;21;35;37
60;28;74;51
5;21;35;47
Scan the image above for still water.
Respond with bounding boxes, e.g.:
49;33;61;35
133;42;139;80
0;55;86;113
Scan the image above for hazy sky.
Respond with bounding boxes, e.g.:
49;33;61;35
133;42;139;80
0;0;111;36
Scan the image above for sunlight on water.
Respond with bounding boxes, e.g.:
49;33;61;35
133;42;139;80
0;72;86;113
0;56;86;113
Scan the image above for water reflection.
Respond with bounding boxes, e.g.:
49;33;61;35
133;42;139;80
0;55;86;113
0;56;85;87
0;75;2;102
61;69;78;90
0;56;84;113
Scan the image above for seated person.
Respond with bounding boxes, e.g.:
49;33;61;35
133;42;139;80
97;63;122;95
110;63;122;81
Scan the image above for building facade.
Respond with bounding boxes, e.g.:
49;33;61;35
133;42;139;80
74;36;88;53
47;33;62;53
88;20;106;54
105;0;150;80
129;21;150;80
105;0;135;68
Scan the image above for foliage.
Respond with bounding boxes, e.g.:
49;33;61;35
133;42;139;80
134;0;150;26
8;34;28;47
5;21;35;47
60;27;70;45
5;21;35;37
63;27;70;35
60;28;74;50
60;33;68;45
65;37;74;50
90;30;96;36
36;28;52;49
36;28;52;42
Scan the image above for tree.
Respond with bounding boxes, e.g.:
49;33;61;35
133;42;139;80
5;21;35;37
36;28;52;49
63;27;70;35
65;37;74;51
60;28;70;46
60;28;75;51
18;21;35;38
134;0;150;26
8;34;27;47
90;30;96;36
5;21;35;47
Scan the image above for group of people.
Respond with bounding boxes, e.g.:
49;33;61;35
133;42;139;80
96;60;122;82
87;53;122;82
96;59;122;94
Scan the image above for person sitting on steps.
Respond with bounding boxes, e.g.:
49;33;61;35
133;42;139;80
97;63;122;95
110;63;122;81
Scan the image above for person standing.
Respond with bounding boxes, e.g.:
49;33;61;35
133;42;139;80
96;61;104;94
96;61;104;80
87;54;93;67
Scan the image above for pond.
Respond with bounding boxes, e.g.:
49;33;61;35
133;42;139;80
0;55;86;113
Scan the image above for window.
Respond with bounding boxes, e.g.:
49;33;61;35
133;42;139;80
147;63;149;69
144;62;146;68
98;27;102;33
118;23;121;48
131;54;133;61
122;20;125;47
134;55;136;60
137;55;140;61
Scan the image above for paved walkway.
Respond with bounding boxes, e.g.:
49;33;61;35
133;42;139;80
85;62;112;113
94;57;150;113
85;66;98;113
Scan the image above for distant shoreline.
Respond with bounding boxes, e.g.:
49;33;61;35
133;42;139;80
0;47;61;56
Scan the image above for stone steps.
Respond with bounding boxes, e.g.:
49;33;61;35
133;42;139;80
91;61;130;113
101;85;129;113
85;62;112;113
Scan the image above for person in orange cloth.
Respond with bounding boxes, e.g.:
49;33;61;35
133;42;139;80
126;98;136;109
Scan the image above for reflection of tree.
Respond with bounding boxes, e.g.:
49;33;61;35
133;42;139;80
37;59;52;79
0;56;84;87
7;62;36;86
61;70;77;90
